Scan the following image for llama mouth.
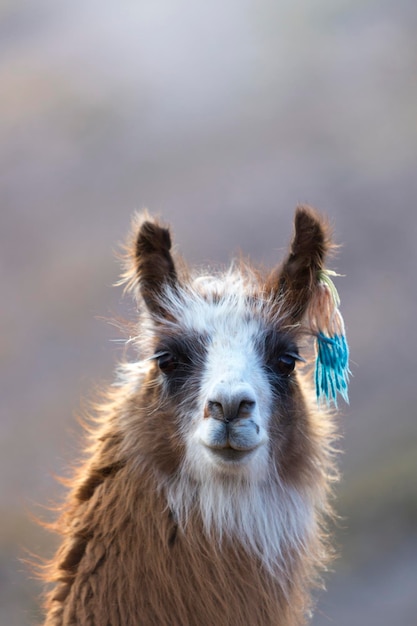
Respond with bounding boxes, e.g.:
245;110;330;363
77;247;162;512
205;446;256;463
198;417;266;455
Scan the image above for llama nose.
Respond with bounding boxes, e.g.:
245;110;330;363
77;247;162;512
205;383;257;423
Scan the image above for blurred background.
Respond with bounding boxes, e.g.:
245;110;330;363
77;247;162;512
1;0;417;624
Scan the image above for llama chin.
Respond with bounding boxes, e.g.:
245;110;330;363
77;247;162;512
164;455;317;578
40;206;347;626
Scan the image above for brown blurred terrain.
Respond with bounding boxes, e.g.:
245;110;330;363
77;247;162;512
1;1;417;624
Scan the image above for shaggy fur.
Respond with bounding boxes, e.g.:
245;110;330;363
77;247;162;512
41;206;341;626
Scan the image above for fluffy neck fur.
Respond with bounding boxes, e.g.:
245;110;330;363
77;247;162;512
42;375;335;626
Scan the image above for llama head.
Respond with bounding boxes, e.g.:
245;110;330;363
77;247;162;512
121;207;339;488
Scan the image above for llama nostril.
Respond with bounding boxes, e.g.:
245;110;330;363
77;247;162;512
205;400;224;420
209;401;222;409
205;396;256;422
238;400;256;417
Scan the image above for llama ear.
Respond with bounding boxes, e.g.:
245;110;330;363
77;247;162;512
272;205;332;323
121;212;179;318
271;205;350;406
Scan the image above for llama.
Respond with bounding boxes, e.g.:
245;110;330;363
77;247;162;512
41;206;349;626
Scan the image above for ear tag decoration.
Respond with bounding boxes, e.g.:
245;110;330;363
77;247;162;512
309;270;350;407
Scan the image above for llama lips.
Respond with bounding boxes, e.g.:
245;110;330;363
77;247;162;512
226;419;265;451
198;417;266;455
207;447;254;463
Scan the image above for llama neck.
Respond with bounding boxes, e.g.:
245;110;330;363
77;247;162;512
45;452;318;626
43;389;331;626
164;461;319;578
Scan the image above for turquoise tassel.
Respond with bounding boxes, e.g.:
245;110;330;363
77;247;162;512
308;270;350;407
315;332;350;407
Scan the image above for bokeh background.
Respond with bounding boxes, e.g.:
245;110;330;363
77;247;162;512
2;1;417;624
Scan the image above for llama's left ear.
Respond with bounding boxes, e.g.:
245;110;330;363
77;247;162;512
271;205;332;324
121;212;179;318
271;205;350;405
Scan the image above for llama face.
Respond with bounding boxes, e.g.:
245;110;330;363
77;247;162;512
140;280;318;564
125;207;333;490
119;208;337;563
146;276;304;483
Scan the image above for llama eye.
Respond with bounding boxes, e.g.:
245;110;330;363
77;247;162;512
275;354;297;377
156;353;178;373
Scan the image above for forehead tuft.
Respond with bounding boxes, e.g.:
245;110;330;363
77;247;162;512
158;267;280;339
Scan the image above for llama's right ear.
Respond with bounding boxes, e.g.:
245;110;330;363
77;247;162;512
121;212;178;318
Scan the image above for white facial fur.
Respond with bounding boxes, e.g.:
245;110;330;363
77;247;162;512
155;273;275;482
190;317;272;479
135;273;319;575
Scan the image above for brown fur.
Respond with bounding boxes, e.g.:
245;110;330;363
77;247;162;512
267;205;333;323
40;206;340;626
